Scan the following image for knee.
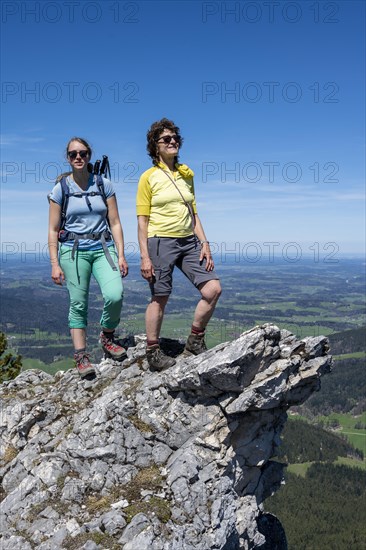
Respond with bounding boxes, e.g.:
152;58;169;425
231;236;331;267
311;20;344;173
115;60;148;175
102;279;124;306
150;295;169;311
104;288;123;307
201;280;222;303
211;281;222;302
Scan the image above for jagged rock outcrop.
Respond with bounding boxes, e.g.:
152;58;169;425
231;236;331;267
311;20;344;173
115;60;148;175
0;324;332;549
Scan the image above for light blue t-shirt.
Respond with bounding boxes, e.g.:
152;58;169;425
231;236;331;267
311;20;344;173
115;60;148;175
49;174;115;250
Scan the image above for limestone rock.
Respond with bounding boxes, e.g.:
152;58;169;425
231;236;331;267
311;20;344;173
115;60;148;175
0;324;332;549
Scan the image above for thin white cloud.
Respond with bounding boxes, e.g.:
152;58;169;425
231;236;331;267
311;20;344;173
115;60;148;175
198;192;366;214
333;193;366;201
0;135;45;147
1;189;48;199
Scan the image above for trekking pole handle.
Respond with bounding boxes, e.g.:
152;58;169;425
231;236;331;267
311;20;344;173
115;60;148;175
100;155;108;176
93;160;101;175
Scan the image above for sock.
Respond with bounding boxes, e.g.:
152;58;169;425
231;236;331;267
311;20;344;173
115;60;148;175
74;348;86;354
191;325;205;336
147;339;159;348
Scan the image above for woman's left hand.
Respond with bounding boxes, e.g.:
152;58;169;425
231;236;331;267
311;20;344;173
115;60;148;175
118;256;129;277
200;243;214;271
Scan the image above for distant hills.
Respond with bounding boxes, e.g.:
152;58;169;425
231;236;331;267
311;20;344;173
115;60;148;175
328;326;366;355
294;326;366;417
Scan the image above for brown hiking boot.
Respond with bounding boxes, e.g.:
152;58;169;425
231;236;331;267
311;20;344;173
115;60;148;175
146;345;176;372
184;333;207;356
74;351;96;379
100;331;127;360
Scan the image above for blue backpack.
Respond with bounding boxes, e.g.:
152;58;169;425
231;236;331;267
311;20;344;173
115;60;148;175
57;175;117;274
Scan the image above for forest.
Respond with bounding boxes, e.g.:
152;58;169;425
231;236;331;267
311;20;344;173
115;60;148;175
265;464;366;550
277;418;363;463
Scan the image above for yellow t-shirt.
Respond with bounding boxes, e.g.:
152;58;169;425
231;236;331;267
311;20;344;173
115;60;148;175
136;164;198;238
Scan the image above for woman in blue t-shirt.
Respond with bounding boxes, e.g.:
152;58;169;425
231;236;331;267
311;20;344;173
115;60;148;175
48;137;128;379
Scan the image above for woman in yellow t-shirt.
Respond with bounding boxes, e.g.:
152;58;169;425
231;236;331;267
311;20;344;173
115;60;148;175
136;118;221;371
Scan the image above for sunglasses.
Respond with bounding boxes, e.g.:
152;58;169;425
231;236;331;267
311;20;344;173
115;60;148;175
156;134;181;145
67;150;89;160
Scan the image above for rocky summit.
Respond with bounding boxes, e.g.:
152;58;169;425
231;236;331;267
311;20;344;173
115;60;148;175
0;324;332;550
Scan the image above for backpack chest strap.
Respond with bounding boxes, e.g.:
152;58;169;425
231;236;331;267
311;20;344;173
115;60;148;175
65;190;104;211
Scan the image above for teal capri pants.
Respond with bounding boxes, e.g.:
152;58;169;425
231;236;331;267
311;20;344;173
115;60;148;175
59;244;123;329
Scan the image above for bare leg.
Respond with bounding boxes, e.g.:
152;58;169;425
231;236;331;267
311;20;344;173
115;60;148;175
192;280;222;331
145;296;170;341
70;328;86;350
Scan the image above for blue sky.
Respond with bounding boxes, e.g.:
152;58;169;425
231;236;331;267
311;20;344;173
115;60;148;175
1;0;365;263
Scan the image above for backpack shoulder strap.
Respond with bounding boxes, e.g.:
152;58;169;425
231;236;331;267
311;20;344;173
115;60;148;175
95;175;110;227
59;177;70;230
59;176;69;197
95;175;107;206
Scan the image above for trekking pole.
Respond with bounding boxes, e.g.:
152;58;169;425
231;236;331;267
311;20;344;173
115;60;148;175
100;155;111;179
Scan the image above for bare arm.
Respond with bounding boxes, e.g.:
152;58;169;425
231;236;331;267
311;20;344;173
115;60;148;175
137;215;154;282
48;201;65;285
107;195;128;277
194;214;214;271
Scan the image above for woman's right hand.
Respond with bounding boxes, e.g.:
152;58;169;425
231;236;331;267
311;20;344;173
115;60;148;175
140;257;155;283
51;264;65;285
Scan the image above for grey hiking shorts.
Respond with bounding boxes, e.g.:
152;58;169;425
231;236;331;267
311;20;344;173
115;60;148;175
147;235;219;296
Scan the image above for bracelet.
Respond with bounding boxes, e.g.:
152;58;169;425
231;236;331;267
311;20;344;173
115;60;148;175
200;240;209;245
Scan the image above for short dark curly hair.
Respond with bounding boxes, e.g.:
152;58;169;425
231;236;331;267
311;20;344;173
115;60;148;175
146;118;184;165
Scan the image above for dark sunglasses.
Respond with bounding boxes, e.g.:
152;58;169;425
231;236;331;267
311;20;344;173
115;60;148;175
67;150;89;160
156;134;181;145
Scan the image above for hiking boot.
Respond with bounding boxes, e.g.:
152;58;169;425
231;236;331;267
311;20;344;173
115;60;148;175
184;333;207;356
146;345;176;372
74;351;96;379
100;331;127;360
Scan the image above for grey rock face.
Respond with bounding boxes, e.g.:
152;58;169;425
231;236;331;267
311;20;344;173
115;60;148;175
0;324;331;549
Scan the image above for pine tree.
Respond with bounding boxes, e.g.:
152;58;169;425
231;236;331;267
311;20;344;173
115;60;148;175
0;332;22;383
